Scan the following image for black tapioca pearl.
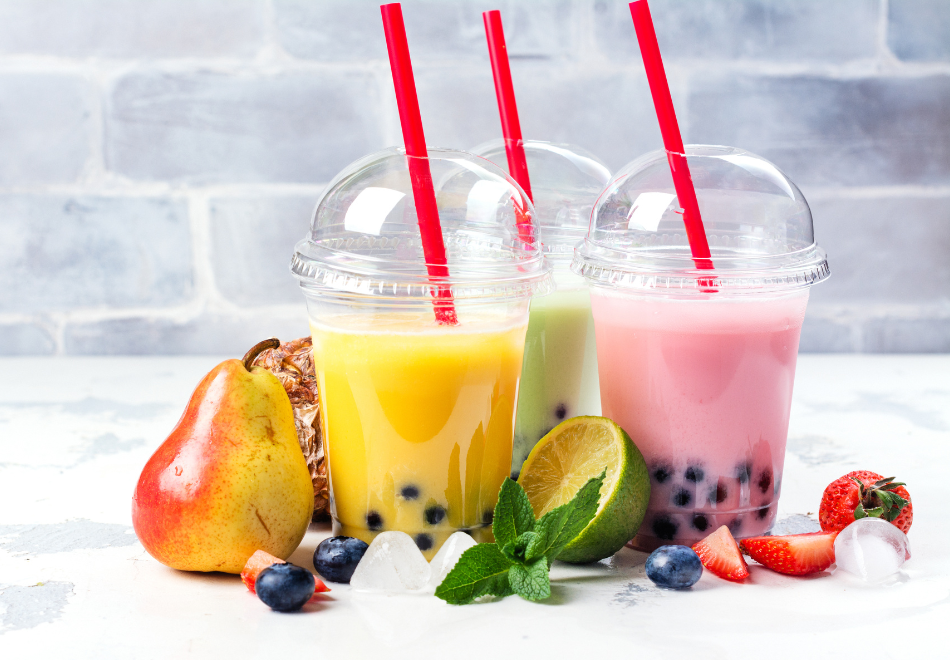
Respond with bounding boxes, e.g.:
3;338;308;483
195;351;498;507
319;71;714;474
684;465;705;483
728;517;743;534
692;514;709;532
651;515;678;540
414;534;434;552
482;509;494;525
460;528;474;536
757;470;773;494
400;485;420;500
709;483;728;505
735;462;753;484
756;506;770;520
672;488;692;507
366;511;383;531
555;403;568;420
651;464;673;484
424;505;446;526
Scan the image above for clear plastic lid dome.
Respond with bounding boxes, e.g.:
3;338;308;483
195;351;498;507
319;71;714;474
291;147;552;301
572;145;830;294
471;140;611;260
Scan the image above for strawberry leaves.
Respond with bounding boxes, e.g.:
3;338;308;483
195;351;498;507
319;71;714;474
850;476;910;523
435;472;606;605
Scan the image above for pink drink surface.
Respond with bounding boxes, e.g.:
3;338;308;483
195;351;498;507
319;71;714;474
590;290;809;549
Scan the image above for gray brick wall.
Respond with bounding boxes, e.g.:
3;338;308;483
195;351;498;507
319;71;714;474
0;0;947;355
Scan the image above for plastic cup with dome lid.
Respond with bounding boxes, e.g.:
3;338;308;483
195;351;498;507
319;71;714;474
572;144;830;550
473;139;611;478
291;146;551;558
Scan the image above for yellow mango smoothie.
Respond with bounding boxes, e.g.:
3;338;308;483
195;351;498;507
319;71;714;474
311;313;528;558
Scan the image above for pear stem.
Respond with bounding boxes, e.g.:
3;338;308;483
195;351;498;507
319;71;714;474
242;338;281;371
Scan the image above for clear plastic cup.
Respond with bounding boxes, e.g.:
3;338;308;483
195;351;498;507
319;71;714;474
472;140;611;478
572;145;830;550
291;147;552;558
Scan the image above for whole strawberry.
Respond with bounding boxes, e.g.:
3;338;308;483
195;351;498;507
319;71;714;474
819;470;912;533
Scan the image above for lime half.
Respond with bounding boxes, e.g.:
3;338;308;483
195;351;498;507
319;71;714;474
517;416;650;564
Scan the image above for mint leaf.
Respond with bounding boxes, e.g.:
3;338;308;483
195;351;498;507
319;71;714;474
501;531;537;565
526;470;606;564
492;478;535;549
434;543;513;605
509;559;551;601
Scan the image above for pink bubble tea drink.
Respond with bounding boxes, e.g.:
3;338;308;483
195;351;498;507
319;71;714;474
573;146;830;549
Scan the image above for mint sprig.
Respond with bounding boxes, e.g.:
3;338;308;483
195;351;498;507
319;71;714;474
434;470;606;605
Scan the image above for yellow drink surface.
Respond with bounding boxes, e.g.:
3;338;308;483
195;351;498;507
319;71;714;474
311;314;527;558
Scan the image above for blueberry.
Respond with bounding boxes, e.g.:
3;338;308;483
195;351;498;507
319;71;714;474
651;515;678;540
400;485;420;500
709;483;728;504
424;505;446;526
692;514;709;532
256;563;315;612
651;465;673;484
645;545;703;589
313;536;369;584
555;403;568;420
757;470;773;494
684;465;705;483
366;511;383;531
672;488;692;507
756;506;770;520
728;517;743;534
415;534;434;551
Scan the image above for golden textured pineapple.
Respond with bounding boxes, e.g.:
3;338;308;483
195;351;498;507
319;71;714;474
246;337;329;520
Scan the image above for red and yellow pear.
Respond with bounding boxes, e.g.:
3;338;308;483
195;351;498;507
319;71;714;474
132;339;314;573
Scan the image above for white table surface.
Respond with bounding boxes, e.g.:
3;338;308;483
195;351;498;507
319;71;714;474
0;355;948;659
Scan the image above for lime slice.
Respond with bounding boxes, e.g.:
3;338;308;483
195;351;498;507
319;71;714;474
517;416;650;564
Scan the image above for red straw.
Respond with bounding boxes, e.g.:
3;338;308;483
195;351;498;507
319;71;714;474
483;10;533;202
381;3;458;325
483;9;536;247
629;0;713;271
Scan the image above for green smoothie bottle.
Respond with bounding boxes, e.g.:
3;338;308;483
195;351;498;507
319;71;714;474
472;140;611;477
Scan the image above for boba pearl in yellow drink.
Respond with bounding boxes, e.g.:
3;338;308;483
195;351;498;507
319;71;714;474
312;313;526;558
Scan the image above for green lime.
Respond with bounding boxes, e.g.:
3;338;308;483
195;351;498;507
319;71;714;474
517;416;650;564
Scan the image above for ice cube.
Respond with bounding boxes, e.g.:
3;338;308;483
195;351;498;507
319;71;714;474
350;531;431;593
834;517;911;581
427;531;478;590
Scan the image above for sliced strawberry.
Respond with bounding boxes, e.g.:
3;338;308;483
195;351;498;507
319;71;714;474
241;550;330;597
740;531;839;576
692;525;749;582
241;550;285;594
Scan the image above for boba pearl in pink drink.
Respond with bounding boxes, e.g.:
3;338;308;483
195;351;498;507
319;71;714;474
574;146;830;549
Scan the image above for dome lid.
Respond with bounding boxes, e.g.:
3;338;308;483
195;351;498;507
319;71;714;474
472;140;611;259
572;145;830;294
291;147;552;301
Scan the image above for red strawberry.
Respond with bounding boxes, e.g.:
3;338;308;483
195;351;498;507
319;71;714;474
691;525;750;582
739;531;838;576
819;471;912;533
241;550;329;597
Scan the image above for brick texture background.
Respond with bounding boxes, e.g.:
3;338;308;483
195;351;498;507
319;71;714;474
0;0;947;355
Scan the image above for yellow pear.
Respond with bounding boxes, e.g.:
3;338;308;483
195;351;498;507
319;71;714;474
132;339;314;573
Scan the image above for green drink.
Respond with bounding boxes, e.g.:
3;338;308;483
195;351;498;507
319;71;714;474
513;268;600;476
472;140;611;477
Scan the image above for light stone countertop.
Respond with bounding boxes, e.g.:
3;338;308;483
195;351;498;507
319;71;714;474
0;355;948;659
